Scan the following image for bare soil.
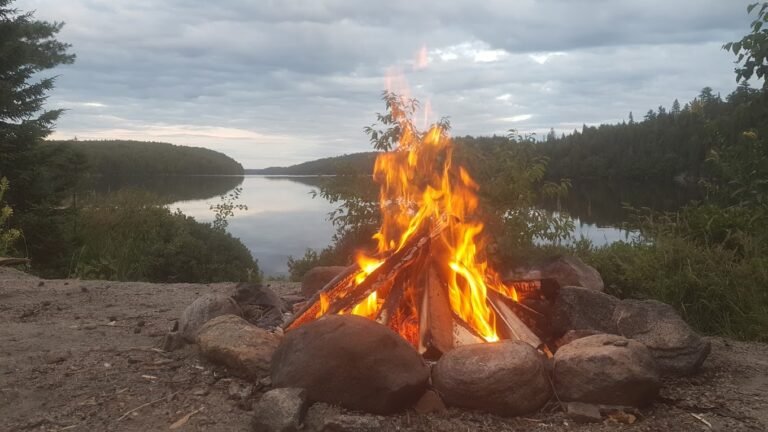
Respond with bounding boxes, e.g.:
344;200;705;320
1;267;766;432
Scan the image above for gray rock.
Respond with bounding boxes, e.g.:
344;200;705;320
228;381;254;400
614;299;711;376
412;390;446;414
197;314;281;379
565;402;602;423
234;282;286;312
541;255;604;291
252;388;308;432
162;331;186;352
552;286;620;336
554;329;602;350
271;315;429;414
432;340;552;416
554;334;660;407
301;266;348;298
179;293;242;342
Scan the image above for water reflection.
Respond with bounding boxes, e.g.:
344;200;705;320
101;176;694;276
83;175;245;204
171;176;337;276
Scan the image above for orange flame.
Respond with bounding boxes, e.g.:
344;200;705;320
349;88;516;342
313;69;519;345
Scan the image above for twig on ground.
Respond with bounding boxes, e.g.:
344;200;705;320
169;408;202;430
690;413;712;429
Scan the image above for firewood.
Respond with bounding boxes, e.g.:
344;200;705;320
284;222;440;331
418;265;454;357
283;265;359;330
487;290;543;349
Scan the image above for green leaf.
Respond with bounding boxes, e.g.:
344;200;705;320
748;2;758;14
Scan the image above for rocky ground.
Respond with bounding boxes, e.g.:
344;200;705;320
1;267;767;432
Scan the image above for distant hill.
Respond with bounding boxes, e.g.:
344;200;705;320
247;152;379;175
52;140;244;176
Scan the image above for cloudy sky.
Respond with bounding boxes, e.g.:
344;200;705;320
21;0;756;168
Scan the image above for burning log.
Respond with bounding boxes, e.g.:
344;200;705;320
284;223;439;331
283;264;359;330
487;290;543;350
418;266;484;358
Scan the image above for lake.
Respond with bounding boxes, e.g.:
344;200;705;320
93;175;696;276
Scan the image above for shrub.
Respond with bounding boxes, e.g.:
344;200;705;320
582;238;768;342
73;190;259;283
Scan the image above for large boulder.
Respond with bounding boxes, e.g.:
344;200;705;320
271;315;429;414
252;388;308;432
553;334;660;407
614;299;711;376
541;255;604;291
551;286;620;336
432;341;552;416
301;266;348;298
197;314;281;379
179;293;242;342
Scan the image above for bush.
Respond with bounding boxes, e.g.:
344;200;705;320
73;190;259;283
581;237;768;342
0;177;22;256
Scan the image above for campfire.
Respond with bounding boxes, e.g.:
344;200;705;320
284;92;546;358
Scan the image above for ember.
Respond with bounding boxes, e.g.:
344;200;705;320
284;78;543;356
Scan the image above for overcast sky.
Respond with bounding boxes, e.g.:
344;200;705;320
21;0;756;168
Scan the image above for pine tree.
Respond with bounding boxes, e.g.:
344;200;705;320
671;99;681;115
0;0;75;210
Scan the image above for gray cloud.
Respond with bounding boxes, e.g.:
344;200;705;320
19;0;756;167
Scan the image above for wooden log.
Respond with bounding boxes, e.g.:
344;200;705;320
282;264;359;330
0;257;30;267
375;251;426;325
418;265;485;358
284;223;438;331
418;265;454;357
487;289;543;349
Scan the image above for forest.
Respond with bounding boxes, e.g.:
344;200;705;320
2;0;768;341
58;139;245;177
0;4;258;282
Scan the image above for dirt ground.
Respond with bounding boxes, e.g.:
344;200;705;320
1;267;766;432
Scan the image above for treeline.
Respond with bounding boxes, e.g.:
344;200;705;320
538;84;768;181
54;140;245;176
247;152;378;175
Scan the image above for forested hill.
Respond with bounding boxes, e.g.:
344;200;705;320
53;140;244;176
537;85;768;181
247;85;768;181
247;152;378;175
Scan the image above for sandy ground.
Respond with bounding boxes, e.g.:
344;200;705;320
1;267;767;432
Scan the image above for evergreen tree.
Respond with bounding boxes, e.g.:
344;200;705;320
0;0;75;210
672;99;681;115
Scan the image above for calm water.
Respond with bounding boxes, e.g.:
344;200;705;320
170;176;337;277
97;175;695;276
